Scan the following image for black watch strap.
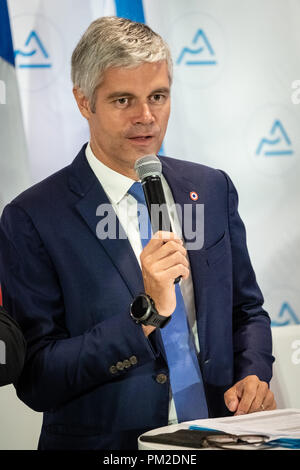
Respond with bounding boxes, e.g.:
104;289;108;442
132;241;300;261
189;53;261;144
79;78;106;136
145;310;171;328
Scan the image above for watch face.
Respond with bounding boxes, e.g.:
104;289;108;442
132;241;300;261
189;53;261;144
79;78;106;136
131;295;150;319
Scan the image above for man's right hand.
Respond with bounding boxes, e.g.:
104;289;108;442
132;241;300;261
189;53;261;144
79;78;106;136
140;231;190;336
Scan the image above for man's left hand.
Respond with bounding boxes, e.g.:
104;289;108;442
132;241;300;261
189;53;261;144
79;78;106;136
224;375;276;415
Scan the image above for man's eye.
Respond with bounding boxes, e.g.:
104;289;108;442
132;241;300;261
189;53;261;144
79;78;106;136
150;94;165;103
115;98;129;106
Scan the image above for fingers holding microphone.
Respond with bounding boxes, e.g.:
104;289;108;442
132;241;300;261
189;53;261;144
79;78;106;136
140;231;189;321
153;231;189;281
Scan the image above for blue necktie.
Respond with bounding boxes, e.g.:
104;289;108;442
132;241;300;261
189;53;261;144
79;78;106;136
128;182;208;422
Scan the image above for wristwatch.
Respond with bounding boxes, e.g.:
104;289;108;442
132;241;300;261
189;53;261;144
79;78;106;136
130;293;171;329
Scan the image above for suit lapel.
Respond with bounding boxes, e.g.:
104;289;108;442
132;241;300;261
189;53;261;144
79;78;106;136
68;146;144;298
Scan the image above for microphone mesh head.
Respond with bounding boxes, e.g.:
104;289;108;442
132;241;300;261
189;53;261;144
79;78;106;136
134;155;162;180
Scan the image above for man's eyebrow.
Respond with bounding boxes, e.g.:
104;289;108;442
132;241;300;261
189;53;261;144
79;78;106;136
105;87;170;101
105;91;135;100
151;87;170;95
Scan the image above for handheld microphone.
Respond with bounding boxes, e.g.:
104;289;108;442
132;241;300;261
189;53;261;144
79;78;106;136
134;154;181;284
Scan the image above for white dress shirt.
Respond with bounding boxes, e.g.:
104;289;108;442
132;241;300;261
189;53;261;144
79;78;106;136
85;143;199;424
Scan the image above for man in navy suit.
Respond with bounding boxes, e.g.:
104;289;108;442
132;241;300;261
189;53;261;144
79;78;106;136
0;17;275;450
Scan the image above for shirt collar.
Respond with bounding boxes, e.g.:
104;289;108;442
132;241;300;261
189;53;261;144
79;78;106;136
85;143;135;205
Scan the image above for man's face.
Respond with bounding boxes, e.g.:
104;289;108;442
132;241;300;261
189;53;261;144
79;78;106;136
77;60;171;178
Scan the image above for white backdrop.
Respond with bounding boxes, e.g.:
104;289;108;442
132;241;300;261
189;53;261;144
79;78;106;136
0;0;299;449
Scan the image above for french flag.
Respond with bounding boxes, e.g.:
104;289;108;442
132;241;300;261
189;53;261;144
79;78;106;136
0;0;31;305
0;0;30;215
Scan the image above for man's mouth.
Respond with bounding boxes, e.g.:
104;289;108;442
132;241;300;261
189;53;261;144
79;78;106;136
128;135;154;144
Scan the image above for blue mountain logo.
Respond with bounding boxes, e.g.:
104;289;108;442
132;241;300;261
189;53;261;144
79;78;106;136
256;120;293;156
14;30;52;68
271;302;300;326
176;29;217;66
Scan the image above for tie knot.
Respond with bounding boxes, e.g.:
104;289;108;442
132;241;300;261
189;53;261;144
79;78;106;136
127;182;146;206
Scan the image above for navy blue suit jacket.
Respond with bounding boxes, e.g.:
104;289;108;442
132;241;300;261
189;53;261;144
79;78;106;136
0;144;273;449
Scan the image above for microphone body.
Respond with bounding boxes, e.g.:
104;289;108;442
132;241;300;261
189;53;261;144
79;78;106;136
134;155;181;284
142;175;171;235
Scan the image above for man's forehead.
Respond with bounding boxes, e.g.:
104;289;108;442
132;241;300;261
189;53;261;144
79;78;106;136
98;61;170;92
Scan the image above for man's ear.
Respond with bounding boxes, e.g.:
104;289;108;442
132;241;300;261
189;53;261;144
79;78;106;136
73;87;92;120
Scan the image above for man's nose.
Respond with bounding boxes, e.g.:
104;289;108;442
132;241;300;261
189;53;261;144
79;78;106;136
132;102;155;125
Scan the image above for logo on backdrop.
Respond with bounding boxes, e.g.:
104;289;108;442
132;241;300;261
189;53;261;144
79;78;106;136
264;288;300;327
12;14;64;91
15;30;52;69
256;120;293;157
271;301;300;327
176;29;217;66
167;12;225;87
246;105;298;176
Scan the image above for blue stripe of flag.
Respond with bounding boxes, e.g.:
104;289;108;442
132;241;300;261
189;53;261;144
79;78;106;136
0;0;15;66
114;0;145;24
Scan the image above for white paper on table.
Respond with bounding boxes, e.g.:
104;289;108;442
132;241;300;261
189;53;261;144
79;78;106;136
185;408;300;441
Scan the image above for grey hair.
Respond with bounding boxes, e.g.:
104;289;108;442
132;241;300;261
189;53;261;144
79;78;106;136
71;16;173;112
